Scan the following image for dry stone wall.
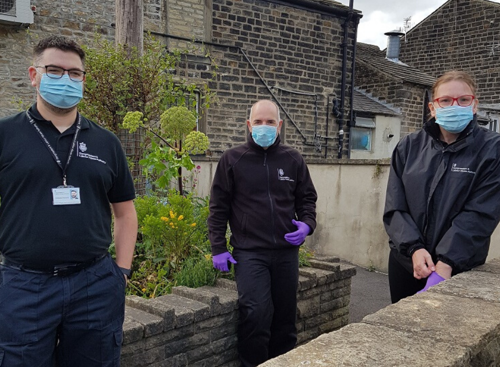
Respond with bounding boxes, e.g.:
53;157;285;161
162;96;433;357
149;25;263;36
261;258;500;367
120;258;355;366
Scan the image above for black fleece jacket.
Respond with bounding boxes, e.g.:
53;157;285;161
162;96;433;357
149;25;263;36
384;117;500;274
208;134;317;255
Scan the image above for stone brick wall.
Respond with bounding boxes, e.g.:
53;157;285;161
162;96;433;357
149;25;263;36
399;0;500;103
261;257;500;367
120;258;355;366
355;62;428;136
0;0;358;159
206;0;357;158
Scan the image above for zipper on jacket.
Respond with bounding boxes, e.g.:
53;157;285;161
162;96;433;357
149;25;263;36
264;152;277;245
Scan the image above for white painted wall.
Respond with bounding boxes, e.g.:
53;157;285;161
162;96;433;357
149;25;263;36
190;160;500;273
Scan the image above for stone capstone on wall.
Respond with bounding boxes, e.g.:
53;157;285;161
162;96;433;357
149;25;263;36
120;257;356;366
260;258;500;367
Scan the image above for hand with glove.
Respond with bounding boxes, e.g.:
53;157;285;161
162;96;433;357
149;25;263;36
284;219;310;246
417;271;446;294
212;251;237;272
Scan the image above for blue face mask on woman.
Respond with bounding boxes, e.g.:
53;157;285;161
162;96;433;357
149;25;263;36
251;125;278;148
435;104;474;134
39;74;83;109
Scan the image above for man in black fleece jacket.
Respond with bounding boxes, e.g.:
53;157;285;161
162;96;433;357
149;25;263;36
208;100;317;367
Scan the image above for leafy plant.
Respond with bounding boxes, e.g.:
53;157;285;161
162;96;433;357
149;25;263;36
80;34;212;133
128;190;213;298
122;107;209;195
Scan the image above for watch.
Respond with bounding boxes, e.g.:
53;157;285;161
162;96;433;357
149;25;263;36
119;266;132;279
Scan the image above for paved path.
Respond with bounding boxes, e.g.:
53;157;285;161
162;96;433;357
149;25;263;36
345;263;392;324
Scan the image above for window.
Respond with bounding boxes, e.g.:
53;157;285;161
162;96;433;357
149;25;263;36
351;117;375;151
351;128;372;151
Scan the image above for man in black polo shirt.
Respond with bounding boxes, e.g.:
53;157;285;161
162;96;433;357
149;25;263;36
0;36;137;366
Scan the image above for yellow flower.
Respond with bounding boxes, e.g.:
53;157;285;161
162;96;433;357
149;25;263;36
170;222;175;227
178;215;184;221
160;216;169;222
204;254;212;260
191;223;197;227
142;288;146;292
170;211;175;218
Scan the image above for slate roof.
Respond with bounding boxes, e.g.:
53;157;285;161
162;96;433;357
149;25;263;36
353;88;401;116
356;42;436;87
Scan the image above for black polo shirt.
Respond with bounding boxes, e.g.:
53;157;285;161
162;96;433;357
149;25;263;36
0;104;135;269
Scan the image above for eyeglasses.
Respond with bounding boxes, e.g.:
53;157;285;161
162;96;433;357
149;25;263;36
433;95;475;108
34;65;86;82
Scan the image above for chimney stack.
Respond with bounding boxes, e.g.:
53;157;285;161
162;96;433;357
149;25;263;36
384;30;405;62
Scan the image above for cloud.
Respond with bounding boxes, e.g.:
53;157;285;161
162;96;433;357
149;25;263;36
357;10;400;49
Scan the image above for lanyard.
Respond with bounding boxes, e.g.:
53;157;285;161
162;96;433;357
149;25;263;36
26;111;81;187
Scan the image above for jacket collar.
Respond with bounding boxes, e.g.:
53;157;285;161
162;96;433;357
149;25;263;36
424;116;477;152
247;132;281;152
28;103;90;130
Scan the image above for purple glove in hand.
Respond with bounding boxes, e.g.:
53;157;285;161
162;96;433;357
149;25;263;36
284;219;311;246
212;251;237;272
417;271;446;294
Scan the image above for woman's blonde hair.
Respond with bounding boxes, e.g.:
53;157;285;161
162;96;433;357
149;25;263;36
432;70;477;97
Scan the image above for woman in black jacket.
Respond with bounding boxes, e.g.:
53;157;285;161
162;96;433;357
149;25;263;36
384;70;500;303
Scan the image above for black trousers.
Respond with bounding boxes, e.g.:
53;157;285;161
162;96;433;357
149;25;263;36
233;247;299;367
388;248;426;303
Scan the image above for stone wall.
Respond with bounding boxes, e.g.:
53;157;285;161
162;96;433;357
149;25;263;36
399;0;500;104
261;257;500;367
120;257;355;366
0;0;358;159
355;62;428;136
206;0;357;158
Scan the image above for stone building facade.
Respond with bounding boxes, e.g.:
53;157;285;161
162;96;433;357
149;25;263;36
0;0;361;159
399;0;500;105
354;43;435;137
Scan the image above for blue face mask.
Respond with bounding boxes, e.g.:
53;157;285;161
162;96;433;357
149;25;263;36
251;125;278;148
39;74;83;109
435;104;474;134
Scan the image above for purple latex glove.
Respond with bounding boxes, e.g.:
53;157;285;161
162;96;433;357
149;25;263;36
212;251;237;272
417;271;446;294
284;219;311;245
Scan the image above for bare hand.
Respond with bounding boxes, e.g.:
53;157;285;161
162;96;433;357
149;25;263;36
412;248;435;279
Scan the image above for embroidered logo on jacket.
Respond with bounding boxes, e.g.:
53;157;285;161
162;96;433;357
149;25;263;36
77;141;107;164
451;163;475;175
277;168;294;182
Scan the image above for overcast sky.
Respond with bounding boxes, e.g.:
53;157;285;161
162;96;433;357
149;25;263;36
336;0;500;49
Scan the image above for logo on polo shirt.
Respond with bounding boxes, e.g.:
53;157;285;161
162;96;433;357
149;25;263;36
77;141;107;164
277;168;294;182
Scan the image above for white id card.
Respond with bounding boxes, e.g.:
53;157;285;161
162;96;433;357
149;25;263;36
52;187;81;205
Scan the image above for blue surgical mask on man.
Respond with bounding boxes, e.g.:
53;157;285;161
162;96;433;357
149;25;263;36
435;104;474;134
39;74;83;109
252;125;278;148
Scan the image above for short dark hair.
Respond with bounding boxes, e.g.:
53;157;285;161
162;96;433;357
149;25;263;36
33;35;85;66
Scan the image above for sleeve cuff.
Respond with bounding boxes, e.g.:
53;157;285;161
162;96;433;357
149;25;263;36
406;244;425;257
437;255;456;270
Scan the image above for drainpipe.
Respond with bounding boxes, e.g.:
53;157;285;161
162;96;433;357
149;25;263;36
337;0;354;159
347;14;360;159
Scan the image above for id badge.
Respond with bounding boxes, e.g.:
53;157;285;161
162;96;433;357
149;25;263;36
52;187;81;205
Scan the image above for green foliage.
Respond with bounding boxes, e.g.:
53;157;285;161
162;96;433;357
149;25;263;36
124;106;209;193
184;131;210;155
80;34;204;133
299;246;314;267
128;190;214;298
160;106;197;141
